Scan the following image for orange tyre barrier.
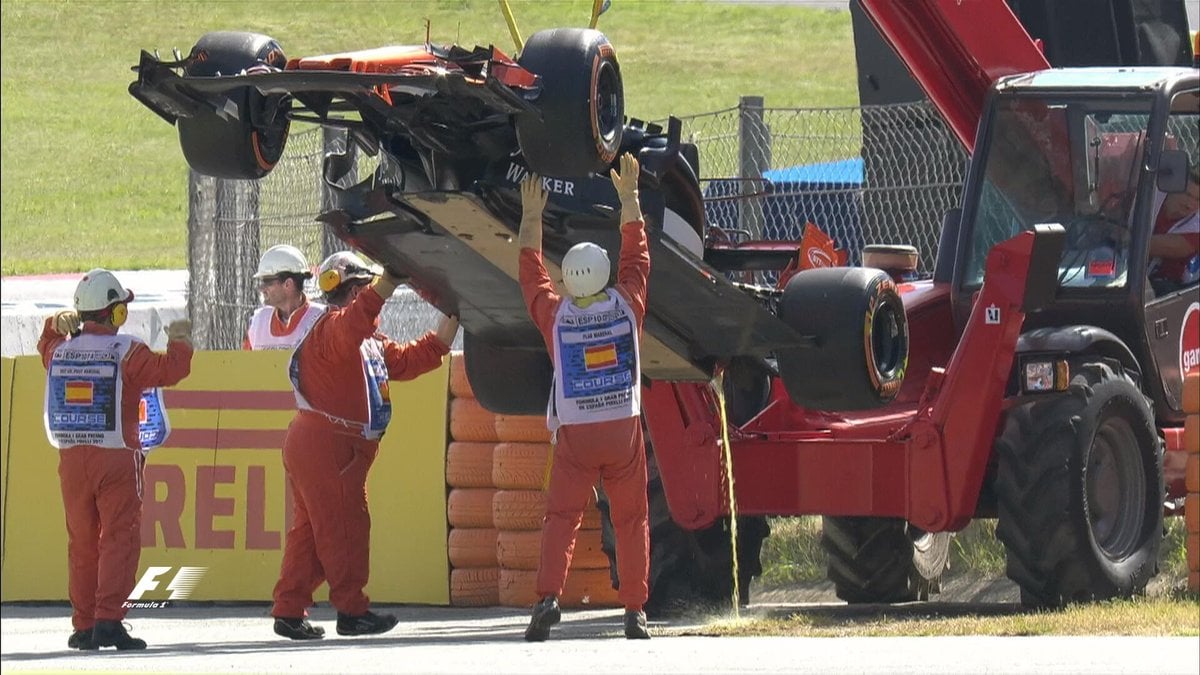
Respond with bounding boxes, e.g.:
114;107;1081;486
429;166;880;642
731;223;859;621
1186;416;1199;455
450;567;500;607
492;490;549;531
450;398;499;442
497;568;620;609
447;488;497;528
1182;373;1199;414
448;528;500;569
1188;494;1200;534
449;352;474;399
492;489;602;531
1188;453;1199;494
446;442;497;489
495;414;551;443
496;528;609;571
1188;532;1199;574
492;443;551;490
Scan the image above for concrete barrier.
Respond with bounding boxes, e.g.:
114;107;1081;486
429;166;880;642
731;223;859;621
1;271;188;357
1;270;458;357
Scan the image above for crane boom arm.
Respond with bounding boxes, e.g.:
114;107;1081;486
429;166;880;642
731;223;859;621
857;0;1050;152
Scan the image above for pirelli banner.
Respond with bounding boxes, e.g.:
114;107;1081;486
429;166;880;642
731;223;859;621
0;351;451;605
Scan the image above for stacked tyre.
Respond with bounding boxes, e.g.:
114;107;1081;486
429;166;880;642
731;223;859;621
1185;372;1199;593
446;353;619;608
493;437;620;609
446;354;501;607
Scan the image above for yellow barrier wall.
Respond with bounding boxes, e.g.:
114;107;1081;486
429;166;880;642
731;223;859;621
0;351;449;605
1;357;14;539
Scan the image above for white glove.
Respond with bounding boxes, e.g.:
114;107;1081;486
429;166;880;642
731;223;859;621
52;310;81;336
166;319;193;347
372;270;405;299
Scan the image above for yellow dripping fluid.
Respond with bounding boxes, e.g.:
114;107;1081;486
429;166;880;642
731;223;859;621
714;371;740;618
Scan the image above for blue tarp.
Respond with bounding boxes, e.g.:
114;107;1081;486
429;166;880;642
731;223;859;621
761;157;864;185
704;158;866;264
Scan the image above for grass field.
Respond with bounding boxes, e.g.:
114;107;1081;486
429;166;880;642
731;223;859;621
759;516;1194;589
746;515;1197;637
0;0;857;276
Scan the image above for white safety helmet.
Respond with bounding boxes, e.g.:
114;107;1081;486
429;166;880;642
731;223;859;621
318;251;378;295
74;268;134;312
254;244;311;279
561;242;611;298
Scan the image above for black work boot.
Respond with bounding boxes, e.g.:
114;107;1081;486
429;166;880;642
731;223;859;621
92;620;147;650
336;610;399;636
67;628;97;650
623;609;650;640
523;595;561;642
273;617;325;640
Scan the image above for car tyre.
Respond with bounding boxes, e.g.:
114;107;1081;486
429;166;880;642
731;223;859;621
776;267;908;410
516;28;623;178
178;31;291;180
463;331;553;416
994;360;1162;607
821;516;950;603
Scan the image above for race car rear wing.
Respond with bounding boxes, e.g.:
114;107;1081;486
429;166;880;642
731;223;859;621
129;49;536;128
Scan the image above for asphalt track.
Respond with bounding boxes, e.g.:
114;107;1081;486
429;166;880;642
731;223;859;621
5;5;1199;674
2;603;1197;674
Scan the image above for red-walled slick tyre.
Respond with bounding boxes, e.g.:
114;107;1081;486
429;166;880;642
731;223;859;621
178;32;291;179
776;267;908;411
516;28;623;178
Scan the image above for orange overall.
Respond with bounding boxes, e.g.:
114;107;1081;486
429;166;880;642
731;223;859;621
520;221;651;611
38;320;193;632
270;286;448;618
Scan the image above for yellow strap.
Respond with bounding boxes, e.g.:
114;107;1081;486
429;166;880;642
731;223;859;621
572;291;608;309
713;369;741;619
499;0;524;53
589;0;605;28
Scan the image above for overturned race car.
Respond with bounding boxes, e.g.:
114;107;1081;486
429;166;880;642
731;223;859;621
130;28;905;414
128;24;921;617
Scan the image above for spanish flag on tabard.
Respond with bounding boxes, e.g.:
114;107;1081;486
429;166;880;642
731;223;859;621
65;380;94;406
584;343;618;370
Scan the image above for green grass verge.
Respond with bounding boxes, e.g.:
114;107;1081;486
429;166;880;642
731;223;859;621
759;515;1192;587
0;0;856;275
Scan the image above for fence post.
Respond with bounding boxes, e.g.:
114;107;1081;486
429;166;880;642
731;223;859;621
738;95;770;239
208;178;260;350
187;169;216;350
320;127;355;259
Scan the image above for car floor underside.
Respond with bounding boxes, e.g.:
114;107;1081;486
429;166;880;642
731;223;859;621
321;181;810;382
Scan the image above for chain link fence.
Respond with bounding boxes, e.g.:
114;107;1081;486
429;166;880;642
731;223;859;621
188;99;967;349
187;127;445;349
677;97;965;279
